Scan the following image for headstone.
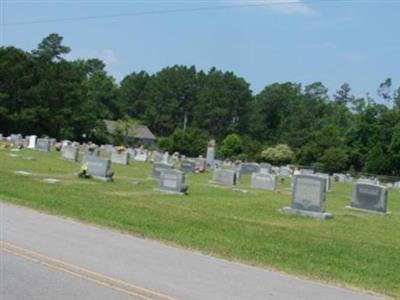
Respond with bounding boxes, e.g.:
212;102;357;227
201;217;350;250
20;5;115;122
82;156;113;181
206;146;215;167
181;159;196;173
10;134;23;146
280;166;292;177
61;145;79;162
152;151;163;163
393;181;400;189
239;163;260;177
35;138;50;152
155;169;188;195
282;175;332;219
151;162;174;180
344;175;354;184
161;152;170;164
211;169;236;186
348;183;390;215
85;147;100;157
194;157;207;170
134;149;148;162
251;173;277;191
28;135;37;149
271;166;280;174
49;138;57;146
299;168;314;175
333;173;346;183
126;147;137;158
111;150;129;165
315;172;331;192
260;163;272;174
222;160;232;169
214;159;222;169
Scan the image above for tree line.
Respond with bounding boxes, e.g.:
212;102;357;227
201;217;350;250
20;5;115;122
1;33;400;175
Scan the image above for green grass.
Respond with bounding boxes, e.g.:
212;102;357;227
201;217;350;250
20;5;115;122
1;148;399;299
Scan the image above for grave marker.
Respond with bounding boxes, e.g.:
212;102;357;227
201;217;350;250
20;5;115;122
251;173;277;191
282;175;332;219
348;183;390;215
181;159;196;173
155;169;188;195
82;156;113;181
35;138;50;152
61;145;79;162
111;150;130;165
211;169;236;186
151;162;173;180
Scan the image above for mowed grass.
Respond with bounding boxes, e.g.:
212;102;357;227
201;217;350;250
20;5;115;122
1;148;399;299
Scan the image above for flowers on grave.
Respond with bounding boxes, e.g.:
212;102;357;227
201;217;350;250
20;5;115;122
78;163;89;178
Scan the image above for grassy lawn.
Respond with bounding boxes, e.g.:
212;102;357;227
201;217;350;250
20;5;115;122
1;148;399;299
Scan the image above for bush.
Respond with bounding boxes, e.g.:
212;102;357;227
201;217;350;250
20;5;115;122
160;128;209;157
261;144;293;165
219;134;243;159
319;147;349;173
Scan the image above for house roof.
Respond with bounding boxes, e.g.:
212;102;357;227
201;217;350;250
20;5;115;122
103;120;156;140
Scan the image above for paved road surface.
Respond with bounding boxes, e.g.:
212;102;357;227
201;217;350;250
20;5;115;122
0;202;383;300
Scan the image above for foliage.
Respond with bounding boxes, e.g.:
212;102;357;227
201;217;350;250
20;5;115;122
160;128;208;157
219;134;243;159
261;144;293;165
319;147;349;173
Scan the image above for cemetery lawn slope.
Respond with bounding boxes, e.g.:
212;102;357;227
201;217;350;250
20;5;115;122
0;148;399;299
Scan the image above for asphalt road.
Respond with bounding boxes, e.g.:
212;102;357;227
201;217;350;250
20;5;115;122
0;202;383;300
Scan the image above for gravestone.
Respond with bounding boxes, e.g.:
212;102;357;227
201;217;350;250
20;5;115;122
239;163;260;177
271;166;280;174
151;162;174;180
393;181;400;189
211;169;236;186
260;163;272;174
134;150;148;162
86;147;100;157
251;173;277;191
49;138;57;146
160;151;170;164
315;172;331;192
222;160;232;169
181;159;196;173
61;145;79;162
28;135;37;149
111;150;130;165
35;138;50;152
152;151;163;163
155;169;188;195
282;175;332;219
333;173;346;183
299;168;314;175
82;156;113;181
206;146;215;167
194;157;207;170
10;134;23;146
126;148;136;158
344;175;354;184
348;183;390;215
280;166;292;177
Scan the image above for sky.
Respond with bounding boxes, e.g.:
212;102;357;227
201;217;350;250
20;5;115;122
1;0;399;97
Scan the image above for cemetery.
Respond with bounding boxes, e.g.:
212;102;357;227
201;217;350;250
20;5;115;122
0;143;400;298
